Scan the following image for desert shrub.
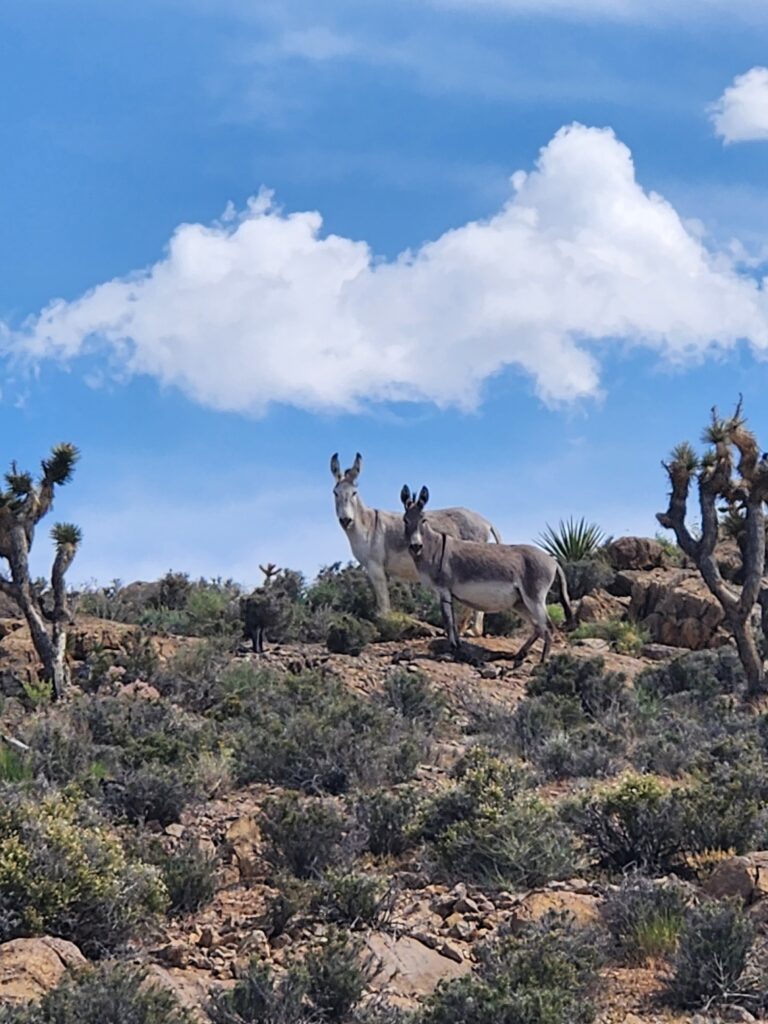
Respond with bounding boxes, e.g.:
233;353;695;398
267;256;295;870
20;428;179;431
149;837;218;915
418;911;603;1024
260;794;349;880
160;648;263;716
602;875;688;963
357;787;422;857
382;669;445;729
304;929;371;1022
528;656;632;719
104;763;197;826
207;958;307;1024
432;793;577;889
308;563;379;621
482;609;523;636
637;647;746;703
534;728;620;780
666;900;755;1009
420;749;575;888
234;670;421;794
183;586;238;637
570;774;688;873
561;558;614;600
683;755;768;854
83;694;209;770
570;620;647;655
375;611;431;642
208;931;368;1024
0;963;193;1024
0;788;167;955
0;746;32;783
510;657;631;779
24;710;108;788
312;869;388;928
326;613;377;655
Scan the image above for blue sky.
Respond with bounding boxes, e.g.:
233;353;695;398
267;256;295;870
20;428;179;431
2;0;768;586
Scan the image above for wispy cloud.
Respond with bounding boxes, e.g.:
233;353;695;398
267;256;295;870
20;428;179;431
710;67;768;144
6;123;768;417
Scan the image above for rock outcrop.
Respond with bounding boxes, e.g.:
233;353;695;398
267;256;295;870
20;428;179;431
0;937;87;1005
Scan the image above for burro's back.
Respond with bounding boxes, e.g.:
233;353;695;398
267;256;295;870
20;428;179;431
423;507;498;544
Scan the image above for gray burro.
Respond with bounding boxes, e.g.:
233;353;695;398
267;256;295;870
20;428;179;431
401;484;574;662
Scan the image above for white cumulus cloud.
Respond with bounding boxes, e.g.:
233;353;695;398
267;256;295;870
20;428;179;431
8;123;768;414
711;67;768;143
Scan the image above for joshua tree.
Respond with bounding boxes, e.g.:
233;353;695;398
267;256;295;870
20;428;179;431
0;443;81;699
657;399;768;695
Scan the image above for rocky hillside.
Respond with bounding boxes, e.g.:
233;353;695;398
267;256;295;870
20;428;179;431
1;540;768;1024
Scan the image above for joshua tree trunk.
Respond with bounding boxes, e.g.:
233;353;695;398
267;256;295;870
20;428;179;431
657;400;768;697
0;444;81;700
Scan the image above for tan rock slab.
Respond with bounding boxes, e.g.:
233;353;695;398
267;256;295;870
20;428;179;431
365;933;470;1000
0;936;87;1005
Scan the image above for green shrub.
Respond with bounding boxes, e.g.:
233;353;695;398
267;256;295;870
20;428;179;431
0;963;193;1024
304;929;370;1022
602;876;688;963
208;931;369;1024
418;912;603;1024
0;789;167;955
155;837;218;915
561;558;614;600
260;794;348;880
667;900;755;1009
528;656;632;720
357;787;422;857
570;620;647;655
104;763;197;826
208;958;307;1024
233;670;421;795
312;869;388;928
683;756;768;855
326;613;377;655
0;746;32;783
571;774;687;873
638;647;746;703
432;794;577;889
382;669;445;729
534;728;620;780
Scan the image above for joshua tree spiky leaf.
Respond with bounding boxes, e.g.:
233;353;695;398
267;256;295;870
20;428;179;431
41;443;80;486
51;522;83;547
670;442;699;474
537;516;608;563
4;465;34;497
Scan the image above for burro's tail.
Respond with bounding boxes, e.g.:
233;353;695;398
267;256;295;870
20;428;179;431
489;522;502;544
554;562;576;629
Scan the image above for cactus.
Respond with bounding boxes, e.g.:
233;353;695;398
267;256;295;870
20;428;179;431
0;443;81;699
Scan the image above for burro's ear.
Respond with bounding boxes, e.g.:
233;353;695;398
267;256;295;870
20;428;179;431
330;453;342;481
417;485;430;509
400;484;413;509
346;452;362;482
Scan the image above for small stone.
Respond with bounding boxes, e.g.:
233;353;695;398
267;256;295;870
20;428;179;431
453;897;479;915
158;943;189;968
438;941;464;964
444;912;464;930
198;927;217;949
270;934;291;951
164;823;185;839
410;931;438;950
450;920;476;942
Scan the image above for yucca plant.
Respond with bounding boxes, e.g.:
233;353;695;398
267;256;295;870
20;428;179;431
538;517;608;564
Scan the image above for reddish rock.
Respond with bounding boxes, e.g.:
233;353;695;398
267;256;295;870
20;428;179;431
606;537;668;571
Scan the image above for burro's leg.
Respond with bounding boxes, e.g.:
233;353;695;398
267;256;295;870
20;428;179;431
440;590;460;649
367;562;392;616
515;590;554;665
